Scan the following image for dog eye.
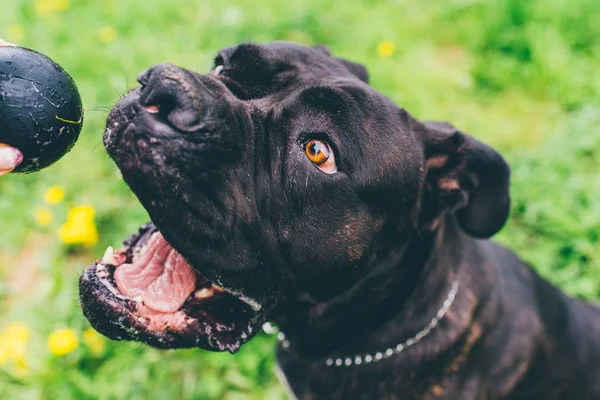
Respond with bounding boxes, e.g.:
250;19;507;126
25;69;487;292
304;139;337;174
212;65;224;76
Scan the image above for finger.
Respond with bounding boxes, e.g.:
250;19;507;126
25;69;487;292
0;39;17;47
0;144;23;176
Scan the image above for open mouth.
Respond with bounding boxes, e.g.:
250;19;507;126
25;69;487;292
79;223;264;353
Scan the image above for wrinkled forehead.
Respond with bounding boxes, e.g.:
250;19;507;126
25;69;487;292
212;41;405;163
215;42;364;89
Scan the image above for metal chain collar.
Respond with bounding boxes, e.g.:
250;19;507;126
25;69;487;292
262;279;460;368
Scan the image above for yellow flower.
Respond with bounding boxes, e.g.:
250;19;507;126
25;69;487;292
0;322;30;368
48;328;79;356
83;328;105;355
98;26;117;44
55;0;70;11
44;185;65;205
4;322;31;341
34;0;55;14
7;25;25;43
376;41;396;57
35;208;53;226
34;0;70;15
58;205;99;247
13;358;29;378
0;335;7;366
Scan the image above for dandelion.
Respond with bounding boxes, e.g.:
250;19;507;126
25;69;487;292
48;328;79;356
35;208;53;226
7;25;25;43
0;322;31;375
34;0;70;15
34;0;56;14
44;185;65;205
58;205;99;247
376;41;396;57
3;322;30;361
83;328;105;355
13;358;29;378
98;26;117;44
0;337;7;366
54;0;70;11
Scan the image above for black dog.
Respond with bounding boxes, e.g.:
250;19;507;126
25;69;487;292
79;42;600;399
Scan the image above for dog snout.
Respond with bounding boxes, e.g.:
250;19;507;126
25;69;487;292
137;63;210;132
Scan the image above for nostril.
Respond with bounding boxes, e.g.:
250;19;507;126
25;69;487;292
137;63;208;132
144;104;172;122
143;90;200;131
144;105;159;114
142;89;178;118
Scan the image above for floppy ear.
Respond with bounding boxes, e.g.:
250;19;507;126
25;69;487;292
417;121;511;238
313;45;369;83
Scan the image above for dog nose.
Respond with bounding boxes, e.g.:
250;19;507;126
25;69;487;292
137;63;209;132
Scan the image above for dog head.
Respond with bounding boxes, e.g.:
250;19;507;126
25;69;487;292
79;41;510;353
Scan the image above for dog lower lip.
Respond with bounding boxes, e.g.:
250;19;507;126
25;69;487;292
80;222;264;353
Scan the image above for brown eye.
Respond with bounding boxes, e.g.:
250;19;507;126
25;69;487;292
304;139;337;174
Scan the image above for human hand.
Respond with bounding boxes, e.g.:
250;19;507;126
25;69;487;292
0;40;22;175
0;39;16;47
0;39;22;176
0;144;23;176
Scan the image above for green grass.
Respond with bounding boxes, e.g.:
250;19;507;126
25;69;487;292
1;0;599;398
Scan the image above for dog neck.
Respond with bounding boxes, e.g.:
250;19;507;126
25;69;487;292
272;214;478;365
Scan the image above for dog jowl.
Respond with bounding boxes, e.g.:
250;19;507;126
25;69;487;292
79;42;600;399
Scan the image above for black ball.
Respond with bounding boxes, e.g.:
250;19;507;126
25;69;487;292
0;45;83;173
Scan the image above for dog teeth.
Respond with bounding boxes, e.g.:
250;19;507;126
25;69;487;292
194;287;215;300
101;246;117;265
132;295;143;303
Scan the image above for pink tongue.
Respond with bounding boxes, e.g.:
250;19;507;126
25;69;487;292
114;232;196;313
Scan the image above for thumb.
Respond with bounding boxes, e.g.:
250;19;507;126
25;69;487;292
0;144;23;176
0;39;17;47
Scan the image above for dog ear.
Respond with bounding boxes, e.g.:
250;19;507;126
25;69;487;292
313;45;369;83
417;121;511;238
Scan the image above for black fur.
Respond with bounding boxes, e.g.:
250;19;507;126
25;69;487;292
83;41;600;399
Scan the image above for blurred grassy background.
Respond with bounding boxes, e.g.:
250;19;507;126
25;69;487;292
1;0;600;398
